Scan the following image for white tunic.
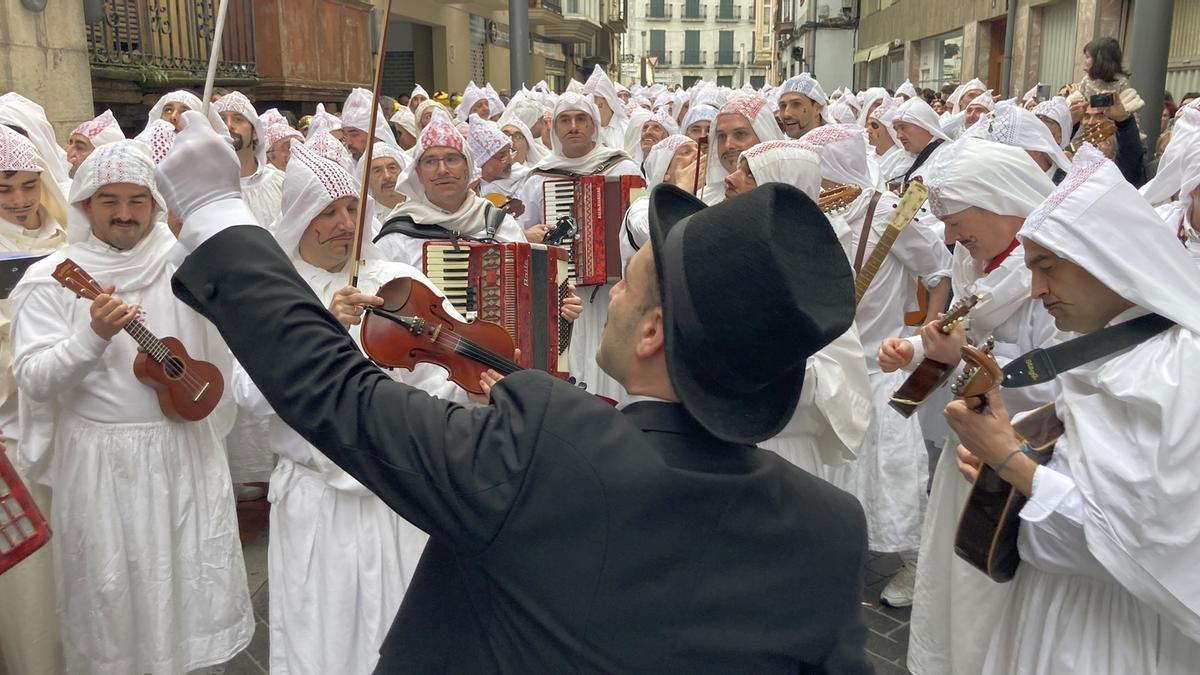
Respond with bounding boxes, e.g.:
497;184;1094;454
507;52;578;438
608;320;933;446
241;162;285;232
876;145;915;186
10;227;252;675
518;158;642;403
234;258;468;675
907;243;1058;675
982;314;1200;673
1155;202;1200;267
824;190;952;552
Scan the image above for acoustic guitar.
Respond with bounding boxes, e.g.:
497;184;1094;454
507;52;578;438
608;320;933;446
52;259;224;423
950;343;1061;582
1067;118;1118;158
888;293;980;417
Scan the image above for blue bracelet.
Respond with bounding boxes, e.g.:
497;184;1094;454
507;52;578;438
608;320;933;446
994;441;1032;475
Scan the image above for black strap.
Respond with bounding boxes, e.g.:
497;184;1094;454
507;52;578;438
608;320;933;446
1002;313;1176;388
902;138;944;187
374;212;498;245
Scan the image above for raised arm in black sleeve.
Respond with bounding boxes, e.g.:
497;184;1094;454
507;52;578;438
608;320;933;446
171;224;534;554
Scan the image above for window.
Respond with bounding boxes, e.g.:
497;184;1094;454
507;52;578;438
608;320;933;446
750;75;766;88
717;30;735;64
649;29;666;59
683;75;701;88
717;75;733;87
683;30;701;64
649;0;666;17
683;0;703;19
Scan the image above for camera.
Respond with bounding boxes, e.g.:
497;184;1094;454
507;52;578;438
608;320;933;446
1036;83;1051;102
1089;93;1114;108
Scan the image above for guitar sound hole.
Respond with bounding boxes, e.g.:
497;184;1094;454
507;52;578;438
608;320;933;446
163;356;185;379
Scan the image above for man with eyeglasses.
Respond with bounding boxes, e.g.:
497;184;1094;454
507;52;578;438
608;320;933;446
469;115;550;242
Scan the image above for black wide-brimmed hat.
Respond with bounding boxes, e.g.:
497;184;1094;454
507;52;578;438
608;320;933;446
648;183;855;444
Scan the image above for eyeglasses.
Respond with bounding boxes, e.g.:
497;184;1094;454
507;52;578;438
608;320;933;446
418;154;467;171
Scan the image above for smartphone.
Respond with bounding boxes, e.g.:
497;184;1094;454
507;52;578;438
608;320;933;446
1089;93;1114;108
1037;83;1051;102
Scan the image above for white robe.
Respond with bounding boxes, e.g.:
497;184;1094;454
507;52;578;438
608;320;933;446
10;227;251;675
876;145;915;186
0;211;67;675
518;158;641;402
234;258;467;675
1155;202;1200;268
241;162;285;233
907;243;1058;675
982;312;1200;673
823;190;952;551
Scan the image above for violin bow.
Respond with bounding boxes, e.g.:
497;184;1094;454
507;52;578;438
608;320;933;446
200;0;232;119
349;0;395;288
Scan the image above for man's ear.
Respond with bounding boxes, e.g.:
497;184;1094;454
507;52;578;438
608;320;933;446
635;307;667;359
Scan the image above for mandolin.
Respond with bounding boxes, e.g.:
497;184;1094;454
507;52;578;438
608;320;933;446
818;184;863;214
52;259;224;423
888;293;980;417
951;342;1060;582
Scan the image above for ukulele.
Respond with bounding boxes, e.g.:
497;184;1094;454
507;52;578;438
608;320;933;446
818;184;863;214
52;259;224;423
951;343;1060;582
888;293;981;418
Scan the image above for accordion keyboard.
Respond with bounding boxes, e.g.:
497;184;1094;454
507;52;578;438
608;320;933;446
424;245;478;320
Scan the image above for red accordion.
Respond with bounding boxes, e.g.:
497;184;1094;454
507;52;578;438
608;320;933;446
423;241;570;380
542;175;647;286
0;449;51;576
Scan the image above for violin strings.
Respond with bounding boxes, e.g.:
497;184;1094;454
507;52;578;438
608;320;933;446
422;327;523;374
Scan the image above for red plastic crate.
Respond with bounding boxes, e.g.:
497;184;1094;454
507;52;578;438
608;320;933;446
0;449;51;575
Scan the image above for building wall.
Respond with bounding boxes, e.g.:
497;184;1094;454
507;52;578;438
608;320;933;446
0;1;95;140
624;1;770;86
813;28;855;87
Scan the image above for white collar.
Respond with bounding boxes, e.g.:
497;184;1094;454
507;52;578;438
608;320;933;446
618;394;674;409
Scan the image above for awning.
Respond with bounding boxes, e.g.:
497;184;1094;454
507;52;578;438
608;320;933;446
854;43;891;63
854;48;872;63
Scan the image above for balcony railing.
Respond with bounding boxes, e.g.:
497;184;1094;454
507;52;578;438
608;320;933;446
645;2;673;18
648;51;671;65
680;49;707;65
86;0;256;82
680;3;707;20
715;4;740;20
715;49;738;65
531;0;564;14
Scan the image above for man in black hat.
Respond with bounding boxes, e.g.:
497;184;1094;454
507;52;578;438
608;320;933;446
157;110;871;673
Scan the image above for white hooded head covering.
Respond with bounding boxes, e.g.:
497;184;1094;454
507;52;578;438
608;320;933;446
0;93;72;188
741;140;823;200
1022;83;1044;105
263;122;304;156
1031;96;1073;148
276;139;379;261
390;106;418;141
304;129;355;174
70;110;125;148
622;107;653;162
409;84;430;110
0;124;68;228
893;97;952;142
641;134;696;188
342;87;399;147
962;101;1071;174
869;96;903;146
682;103;719;133
826;97;860;125
396;109;479;201
566;78;586;94
145;89;228;138
133;120;177;166
778;73;829;107
355;140;409;190
964;90;995;114
457;84;494;123
533;92;630;173
213;91;268;167
925;136;1055;219
305;102;342;140
799;124;873;189
464;114;511;165
497;115;548;166
66;140;167;243
501;92;545;133
260;108;287;128
1016;143;1200;643
704;93;785;191
1141;107;1200;207
414;100;447;132
857;88;891;126
896;80;919;100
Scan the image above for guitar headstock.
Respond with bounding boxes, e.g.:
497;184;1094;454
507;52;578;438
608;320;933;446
938;293;981;333
818;184;863;214
952;338;1001;402
1080;118;1117;146
51;258;104;301
897;176;929;211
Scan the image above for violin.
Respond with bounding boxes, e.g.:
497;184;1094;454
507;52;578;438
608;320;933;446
360;277;618;405
360;277;521;396
52;259;224;422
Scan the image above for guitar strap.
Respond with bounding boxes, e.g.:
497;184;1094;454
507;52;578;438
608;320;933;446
852;192;883;275
1002;313;1176;387
901;139;943;188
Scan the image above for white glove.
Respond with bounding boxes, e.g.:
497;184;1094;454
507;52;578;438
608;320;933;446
156;110;259;251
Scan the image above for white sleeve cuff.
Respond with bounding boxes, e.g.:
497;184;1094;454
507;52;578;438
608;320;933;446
180;198;259;252
903;334;925;370
1022;464;1081;524
73;324;111;359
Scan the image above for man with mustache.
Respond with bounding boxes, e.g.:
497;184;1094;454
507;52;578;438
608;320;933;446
9;140;253;674
340;87;401;162
361;143;407;219
515;93;641;401
891;96;954;189
234;139;473;674
698;93;785;206
64;110;124;179
777;73;828;140
214;91;284;234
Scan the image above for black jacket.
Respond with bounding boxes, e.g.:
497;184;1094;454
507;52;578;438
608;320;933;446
172;225;872;674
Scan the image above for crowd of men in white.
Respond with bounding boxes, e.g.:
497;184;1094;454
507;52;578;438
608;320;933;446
0;60;1197;674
